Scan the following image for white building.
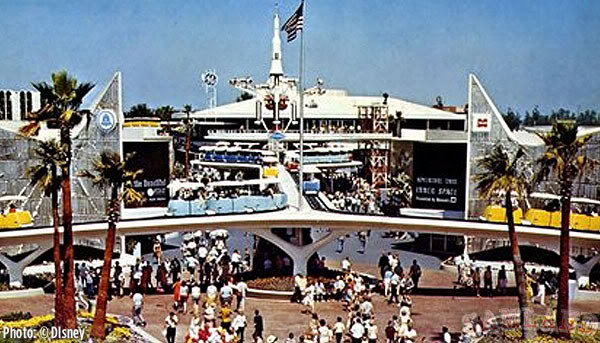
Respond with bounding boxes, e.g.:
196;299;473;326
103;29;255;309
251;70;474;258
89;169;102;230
0;89;41;121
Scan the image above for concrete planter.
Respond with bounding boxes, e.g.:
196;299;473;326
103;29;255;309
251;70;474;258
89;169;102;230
0;287;44;299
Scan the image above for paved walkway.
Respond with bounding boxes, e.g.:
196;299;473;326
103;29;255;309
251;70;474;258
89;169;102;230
2;270;600;343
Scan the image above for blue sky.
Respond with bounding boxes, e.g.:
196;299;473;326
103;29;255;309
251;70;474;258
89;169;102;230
1;1;599;115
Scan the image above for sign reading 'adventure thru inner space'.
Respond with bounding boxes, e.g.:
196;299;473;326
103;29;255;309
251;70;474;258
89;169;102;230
411;142;467;212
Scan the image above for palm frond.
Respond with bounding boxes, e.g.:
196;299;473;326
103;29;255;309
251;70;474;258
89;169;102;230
474;144;530;202
80;150;146;218
18;122;41;137
70;83;95;109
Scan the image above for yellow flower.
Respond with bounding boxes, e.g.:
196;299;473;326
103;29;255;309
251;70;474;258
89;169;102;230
0;314;54;329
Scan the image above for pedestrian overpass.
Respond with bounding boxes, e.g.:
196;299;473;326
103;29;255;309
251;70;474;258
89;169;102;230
1;205;600;286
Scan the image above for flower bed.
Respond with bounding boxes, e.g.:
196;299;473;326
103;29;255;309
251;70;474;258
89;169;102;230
0;311;149;343
478;314;600;343
246;275;338;291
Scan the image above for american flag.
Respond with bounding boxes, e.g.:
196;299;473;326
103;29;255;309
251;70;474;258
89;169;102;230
281;1;304;43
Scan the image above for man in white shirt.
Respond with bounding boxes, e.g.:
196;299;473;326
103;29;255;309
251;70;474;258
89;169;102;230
350;318;365;343
164;311;178;343
333;317;345;343
221;282;234;306
231;250;242;274
389;273;400;303
365;320;377;343
179;281;189;314
360;298;374;317
442;326;451;343
341;257;352;272
334;277;345;301
303;283;316;314
231;311;247;343
404;323;417;343
236;279;248;312
318;319;333;343
191;283;202;314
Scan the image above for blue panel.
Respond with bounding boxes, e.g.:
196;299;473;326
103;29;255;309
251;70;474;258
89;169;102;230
303;180;320;193
191;201;206;215
168;200;191;216
233;197;250;213
273;194;288;208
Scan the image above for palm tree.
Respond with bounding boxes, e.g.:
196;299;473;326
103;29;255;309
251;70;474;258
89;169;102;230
156;105;175;136
80;151;143;339
183;104;193;178
26;139;66;327
534;120;595;339
20;70;95;328
474;144;534;339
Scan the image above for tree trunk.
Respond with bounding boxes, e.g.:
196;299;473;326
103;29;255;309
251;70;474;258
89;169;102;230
60;126;77;328
556;177;572;339
51;167;64;328
91;188;119;339
505;191;535;339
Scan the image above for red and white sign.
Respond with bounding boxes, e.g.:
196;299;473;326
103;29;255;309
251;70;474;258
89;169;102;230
472;113;491;132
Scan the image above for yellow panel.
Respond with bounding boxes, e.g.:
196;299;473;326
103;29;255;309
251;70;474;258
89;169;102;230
525;209;551;227
262;167;279;178
513;208;523;224
550;212;562;228
16;211;33;226
590;216;600;231
570;214;591;231
2;214;20;229
484;206;506;223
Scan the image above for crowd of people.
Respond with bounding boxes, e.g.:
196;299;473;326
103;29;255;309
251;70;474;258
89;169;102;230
70;227;563;343
173;165;282;202
309;123;364;135
325;176;382;215
453;255;558;304
284;255;423;343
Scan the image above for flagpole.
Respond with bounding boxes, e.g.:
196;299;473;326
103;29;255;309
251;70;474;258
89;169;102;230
297;0;305;211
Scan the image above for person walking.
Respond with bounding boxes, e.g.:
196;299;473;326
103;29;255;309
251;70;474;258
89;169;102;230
164;311;178;343
378;252;389;279
236;278;248;312
384;320;395;343
497;265;508;295
409;260;422;290
333;316;345;343
318;319;333;343
349;318;365;343
472;267;481;297
132;291;146;326
389;272;400;303
483;266;493;297
232;311;247;343
253;309;264;341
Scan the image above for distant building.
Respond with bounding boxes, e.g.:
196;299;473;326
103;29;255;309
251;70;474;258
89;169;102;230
0;89;41;121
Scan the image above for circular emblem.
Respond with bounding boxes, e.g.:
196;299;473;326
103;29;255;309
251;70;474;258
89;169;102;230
96;110;117;134
202;72;218;87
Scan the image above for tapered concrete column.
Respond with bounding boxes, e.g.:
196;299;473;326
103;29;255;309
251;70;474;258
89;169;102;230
252;228;350;275
570;254;600;287
0;244;51;287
